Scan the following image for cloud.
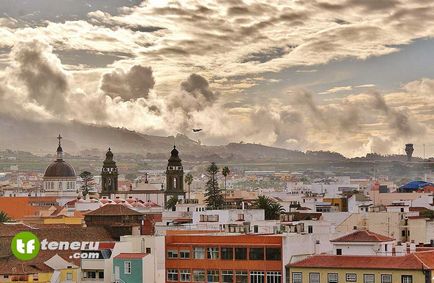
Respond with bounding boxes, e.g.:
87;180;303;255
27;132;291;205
101;65;155;100
12;40;69;115
319;86;353;94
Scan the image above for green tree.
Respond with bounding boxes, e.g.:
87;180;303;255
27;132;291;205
184;173;193;200
205;162;225;210
166;196;178;211
254;195;284;220
0;211;10;223
222;166;230;208
80;171;94;199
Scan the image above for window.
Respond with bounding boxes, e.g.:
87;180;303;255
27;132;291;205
292;272;302;283
402;230;406;237
249;247;264;260
207;270;219;283
180;270;191;282
221;247;234;260
381;274;391;283
193;270;205;282
222;270;233;283
200;214;219;222
66;273;73;280
168;250;178;258
309;273;320;283
363;274;375;283
98;272;104;279
85;271;96;278
236;271;248;283
207;247;219;259
254;225;259;233
180;250;190;259
266;271;281;283
194;247;205;259
346;273;357;282
401;275;412;283
124;262;131;274
167;269;178;282
266;248;281;260
308;225;313;233
250;271;265;283
235;247;247;260
336;249;342;255
146;248;151;253
238;214;245;220
328;273;338;283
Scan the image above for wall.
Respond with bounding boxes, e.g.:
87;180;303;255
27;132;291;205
288;267;428;283
113;258;143;283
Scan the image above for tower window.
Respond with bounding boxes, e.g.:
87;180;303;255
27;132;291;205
174;177;177;189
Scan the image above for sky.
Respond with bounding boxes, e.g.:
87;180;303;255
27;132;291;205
0;0;434;157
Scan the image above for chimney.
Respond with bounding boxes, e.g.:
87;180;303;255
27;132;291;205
314;240;320;254
409;240;416;253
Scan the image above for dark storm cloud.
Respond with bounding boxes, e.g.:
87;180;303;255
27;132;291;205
100;65;155;100
180;74;218;105
370;92;424;137
13;40;69;114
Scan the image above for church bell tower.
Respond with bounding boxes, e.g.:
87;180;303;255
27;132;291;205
101;148;118;197
165;146;185;204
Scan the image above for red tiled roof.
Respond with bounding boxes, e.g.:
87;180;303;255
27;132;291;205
84;204;143;216
331;230;394;242
289;252;434;270
114;253;148;259
409;207;430;212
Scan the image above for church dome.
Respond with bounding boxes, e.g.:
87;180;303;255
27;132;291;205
44;134;76;178
44;160;76;178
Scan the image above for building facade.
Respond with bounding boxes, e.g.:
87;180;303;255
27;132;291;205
165;233;283;283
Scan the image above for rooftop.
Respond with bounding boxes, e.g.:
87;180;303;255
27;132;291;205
84;204;144;216
331;230;394;243
289;251;434;270
114;253;148;259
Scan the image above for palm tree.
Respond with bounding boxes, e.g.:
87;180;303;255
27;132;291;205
0;211;10;223
253;195;284;220
80;171;94;200
222;166;230;208
184;173;193;200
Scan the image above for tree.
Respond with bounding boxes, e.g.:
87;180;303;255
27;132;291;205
253;195;284;220
222;166;230;208
204;162;225;210
166;196;178;211
80;171;94;199
0;211;10;223
184;173;193;200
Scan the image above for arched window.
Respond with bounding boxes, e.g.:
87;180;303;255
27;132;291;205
174;177;177;189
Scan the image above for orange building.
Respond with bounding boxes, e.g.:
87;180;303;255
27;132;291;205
165;232;283;283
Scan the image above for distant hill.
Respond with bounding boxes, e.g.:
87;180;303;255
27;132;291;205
0;115;420;163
